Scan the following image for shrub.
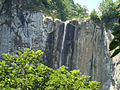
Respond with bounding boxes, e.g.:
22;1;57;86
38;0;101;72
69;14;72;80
0;48;100;90
90;9;100;22
112;23;120;30
109;20;120;58
109;30;120;58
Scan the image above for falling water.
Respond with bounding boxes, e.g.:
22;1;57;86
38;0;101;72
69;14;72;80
59;21;68;67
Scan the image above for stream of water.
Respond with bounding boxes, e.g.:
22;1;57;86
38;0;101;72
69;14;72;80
59;21;68;66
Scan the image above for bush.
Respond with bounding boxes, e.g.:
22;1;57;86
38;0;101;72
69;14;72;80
109;30;120;58
0;48;100;90
112;23;120;30
109;20;120;58
90;9;100;22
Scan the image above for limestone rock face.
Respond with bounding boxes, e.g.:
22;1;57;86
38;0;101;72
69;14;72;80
0;11;48;54
105;30;120;90
0;0;120;90
0;0;5;11
0;0;53;55
44;20;120;90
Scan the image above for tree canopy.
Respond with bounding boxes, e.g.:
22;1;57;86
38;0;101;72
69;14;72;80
98;0;120;27
24;0;88;21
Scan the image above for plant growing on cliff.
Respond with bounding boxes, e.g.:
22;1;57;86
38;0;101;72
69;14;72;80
90;9;100;22
0;48;100;90
98;0;119;28
24;0;88;21
109;19;120;57
109;31;120;58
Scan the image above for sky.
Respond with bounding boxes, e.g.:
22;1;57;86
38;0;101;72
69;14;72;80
73;0;117;13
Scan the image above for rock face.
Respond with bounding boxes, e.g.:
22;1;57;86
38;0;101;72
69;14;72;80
0;0;120;90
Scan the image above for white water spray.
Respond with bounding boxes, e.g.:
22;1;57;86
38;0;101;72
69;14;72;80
59;21;69;66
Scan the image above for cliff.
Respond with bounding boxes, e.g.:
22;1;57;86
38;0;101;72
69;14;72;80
0;0;120;90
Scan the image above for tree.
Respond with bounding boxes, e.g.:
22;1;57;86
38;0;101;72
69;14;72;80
99;0;118;27
52;0;72;21
71;3;88;19
24;0;88;21
90;9;100;22
99;0;117;19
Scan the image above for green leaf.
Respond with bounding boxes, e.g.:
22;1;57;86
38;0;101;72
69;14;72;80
24;48;30;51
112;30;120;36
8;67;13;70
9;73;14;77
111;48;120;58
109;39;119;51
1;61;6;66
29;66;33;70
17;50;22;55
70;70;81;74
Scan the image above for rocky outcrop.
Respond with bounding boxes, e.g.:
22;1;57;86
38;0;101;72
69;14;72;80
0;11;47;53
105;30;120;90
0;0;120;90
44;20;116;90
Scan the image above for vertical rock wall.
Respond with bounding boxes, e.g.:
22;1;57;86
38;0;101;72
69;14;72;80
44;20;120;90
0;11;48;54
104;30;120;90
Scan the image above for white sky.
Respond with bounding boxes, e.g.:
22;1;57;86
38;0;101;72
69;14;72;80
73;0;117;14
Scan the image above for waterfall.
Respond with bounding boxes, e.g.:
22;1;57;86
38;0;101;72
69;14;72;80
59;21;68;67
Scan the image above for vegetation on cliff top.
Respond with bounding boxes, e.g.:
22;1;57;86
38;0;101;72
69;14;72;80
98;0;120;57
24;0;119;29
99;0;120;28
24;0;88;21
0;48;100;90
109;19;120;58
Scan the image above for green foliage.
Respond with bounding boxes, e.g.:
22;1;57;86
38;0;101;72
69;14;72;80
109;20;120;57
112;23;120;30
24;0;88;21
99;0;119;28
90;9;100;22
109;30;120;57
69;3;88;20
0;48;100;90
99;0;117;19
51;0;72;21
101;0;120;57
0;48;52;89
